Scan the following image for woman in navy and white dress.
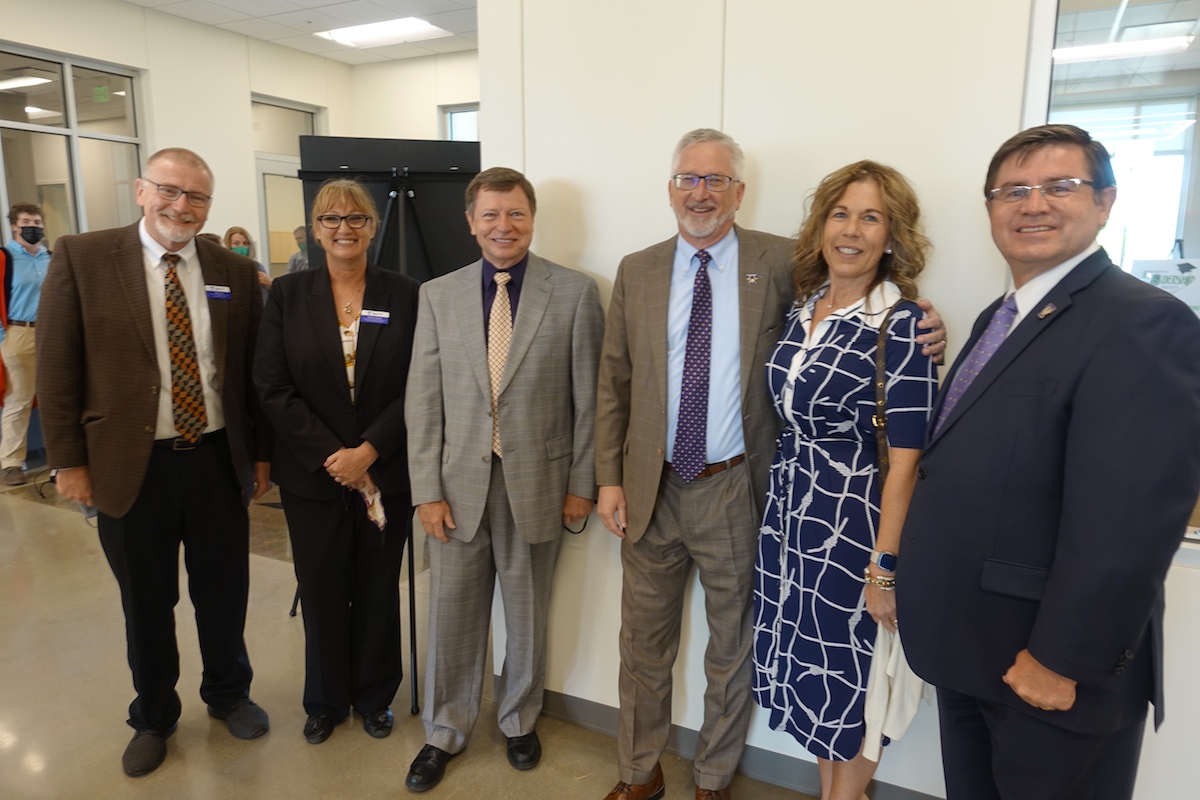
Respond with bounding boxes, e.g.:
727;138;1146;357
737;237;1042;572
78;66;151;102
752;161;936;799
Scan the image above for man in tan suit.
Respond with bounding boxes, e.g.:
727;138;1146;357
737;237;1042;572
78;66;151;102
37;148;272;777
404;167;604;792
596;130;943;800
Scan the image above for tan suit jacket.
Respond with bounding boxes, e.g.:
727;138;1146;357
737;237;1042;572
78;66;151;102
406;252;604;543
36;222;269;518
594;225;794;542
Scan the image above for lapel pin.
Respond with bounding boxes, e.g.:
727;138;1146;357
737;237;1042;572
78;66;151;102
1037;303;1057;319
745;273;759;284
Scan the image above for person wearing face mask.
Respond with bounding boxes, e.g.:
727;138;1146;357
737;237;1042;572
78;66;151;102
0;202;52;486
223;226;271;300
287;225;310;273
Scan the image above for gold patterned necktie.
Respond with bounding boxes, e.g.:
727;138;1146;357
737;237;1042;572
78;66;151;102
163;254;208;443
488;271;514;456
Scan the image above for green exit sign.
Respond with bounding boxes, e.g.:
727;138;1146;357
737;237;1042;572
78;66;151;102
93;86;109;103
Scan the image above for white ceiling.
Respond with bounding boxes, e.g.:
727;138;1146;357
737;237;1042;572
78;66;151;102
121;0;478;64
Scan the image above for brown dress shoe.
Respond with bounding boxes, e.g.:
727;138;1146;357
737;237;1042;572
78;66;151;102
695;787;731;800
602;763;664;800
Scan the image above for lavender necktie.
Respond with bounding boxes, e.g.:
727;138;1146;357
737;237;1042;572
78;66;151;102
933;293;1019;435
672;249;712;482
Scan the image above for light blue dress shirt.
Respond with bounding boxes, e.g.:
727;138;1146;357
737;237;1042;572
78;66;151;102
1;238;51;343
665;229;744;464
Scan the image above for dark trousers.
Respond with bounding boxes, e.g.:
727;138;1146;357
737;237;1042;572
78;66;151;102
937;686;1146;800
281;486;410;719
97;431;253;734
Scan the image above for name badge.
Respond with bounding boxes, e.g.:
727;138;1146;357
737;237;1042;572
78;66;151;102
205;284;232;300
360;309;390;325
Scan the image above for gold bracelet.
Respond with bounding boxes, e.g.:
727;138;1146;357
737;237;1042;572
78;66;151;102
862;567;896;590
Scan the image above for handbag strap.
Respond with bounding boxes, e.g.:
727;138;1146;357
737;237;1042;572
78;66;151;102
873;303;899;486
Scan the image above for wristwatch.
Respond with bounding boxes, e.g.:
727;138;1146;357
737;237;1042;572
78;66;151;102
870;550;898;572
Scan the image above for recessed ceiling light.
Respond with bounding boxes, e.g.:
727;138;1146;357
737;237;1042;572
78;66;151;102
24;106;59;119
315;17;452;49
0;76;51;91
1053;35;1194;64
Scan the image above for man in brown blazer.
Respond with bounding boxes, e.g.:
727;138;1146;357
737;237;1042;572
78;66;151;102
595;130;943;800
37;148;272;777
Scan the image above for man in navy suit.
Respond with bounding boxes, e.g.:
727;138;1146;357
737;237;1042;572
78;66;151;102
899;124;1200;799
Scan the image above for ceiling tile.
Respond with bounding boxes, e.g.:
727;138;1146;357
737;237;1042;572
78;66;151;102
320;1;406;25
217;18;304;40
206;0;302;14
269;32;352;53
420;8;476;34
150;0;251;25
416;35;477;54
369;0;466;17
263;8;348;34
122;0;183;7
323;48;393;65
363;41;439;59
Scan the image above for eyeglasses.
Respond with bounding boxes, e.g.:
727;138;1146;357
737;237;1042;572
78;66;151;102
672;173;740;192
143;178;213;208
315;214;371;229
987;178;1098;203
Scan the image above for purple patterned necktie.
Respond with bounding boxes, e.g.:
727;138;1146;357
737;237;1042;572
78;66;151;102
672;249;713;482
933;293;1019;435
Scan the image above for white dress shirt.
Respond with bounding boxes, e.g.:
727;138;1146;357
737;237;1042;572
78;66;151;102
138;219;225;439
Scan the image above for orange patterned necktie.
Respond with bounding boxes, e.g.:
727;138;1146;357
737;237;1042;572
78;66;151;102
488;271;513;457
163;254;208;443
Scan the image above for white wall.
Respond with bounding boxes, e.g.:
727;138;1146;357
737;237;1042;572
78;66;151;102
353;51;480;140
480;1;1038;796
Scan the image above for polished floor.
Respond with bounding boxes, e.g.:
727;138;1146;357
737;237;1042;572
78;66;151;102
0;468;813;800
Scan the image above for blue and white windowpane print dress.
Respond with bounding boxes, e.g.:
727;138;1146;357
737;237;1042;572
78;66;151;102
752;281;935;761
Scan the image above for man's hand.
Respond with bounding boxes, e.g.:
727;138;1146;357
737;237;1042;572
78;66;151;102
597;485;628;538
915;298;947;365
56;466;94;507
252;462;272;499
1003;648;1077;711
417;500;456;543
562;493;594;526
324;442;378;487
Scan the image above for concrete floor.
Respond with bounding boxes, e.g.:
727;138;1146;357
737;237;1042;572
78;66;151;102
0;470;813;800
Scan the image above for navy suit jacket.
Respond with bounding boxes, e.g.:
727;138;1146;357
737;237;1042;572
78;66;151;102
899;248;1200;734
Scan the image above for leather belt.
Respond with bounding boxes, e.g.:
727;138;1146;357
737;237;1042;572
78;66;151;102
153;429;224;451
666;453;746;480
8;320;34;327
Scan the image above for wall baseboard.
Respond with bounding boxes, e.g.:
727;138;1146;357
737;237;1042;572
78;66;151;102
539;689;936;800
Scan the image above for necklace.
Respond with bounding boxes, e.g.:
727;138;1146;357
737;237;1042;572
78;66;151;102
343;299;353;315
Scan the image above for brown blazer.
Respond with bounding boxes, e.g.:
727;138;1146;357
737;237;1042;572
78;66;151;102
36;222;269;518
594;225;794;541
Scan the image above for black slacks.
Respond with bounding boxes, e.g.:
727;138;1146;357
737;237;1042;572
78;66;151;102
97;431;253;734
281;486;411;719
937;686;1145;800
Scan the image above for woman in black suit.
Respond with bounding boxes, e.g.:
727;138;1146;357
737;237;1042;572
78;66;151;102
254;178;419;744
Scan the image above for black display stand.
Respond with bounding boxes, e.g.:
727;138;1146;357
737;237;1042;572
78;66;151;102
298;136;481;282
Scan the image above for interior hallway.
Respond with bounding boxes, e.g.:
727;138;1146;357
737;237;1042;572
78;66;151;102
0;470;813;799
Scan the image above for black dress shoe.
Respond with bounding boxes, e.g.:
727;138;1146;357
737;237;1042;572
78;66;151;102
208;699;270;739
362;708;393;738
506;730;541;770
122;726;174;777
405;744;453;793
303;713;335;744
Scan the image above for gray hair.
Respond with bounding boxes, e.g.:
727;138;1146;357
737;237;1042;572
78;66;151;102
670;128;745;180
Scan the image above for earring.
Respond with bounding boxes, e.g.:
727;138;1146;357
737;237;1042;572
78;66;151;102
884;247;893;254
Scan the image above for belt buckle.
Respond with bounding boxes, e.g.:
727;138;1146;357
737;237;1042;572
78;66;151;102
171;437;198;451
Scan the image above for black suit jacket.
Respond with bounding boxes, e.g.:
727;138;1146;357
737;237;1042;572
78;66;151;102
899;248;1200;734
254;265;420;501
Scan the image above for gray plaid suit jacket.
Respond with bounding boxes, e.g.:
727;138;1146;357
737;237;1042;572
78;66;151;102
594;225;795;542
406;252;604;543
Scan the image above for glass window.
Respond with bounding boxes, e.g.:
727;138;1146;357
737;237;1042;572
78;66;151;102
73;67;135;137
78;138;140;231
1048;1;1200;270
252;101;314;158
442;104;480;142
0;52;66;128
1;129;75;245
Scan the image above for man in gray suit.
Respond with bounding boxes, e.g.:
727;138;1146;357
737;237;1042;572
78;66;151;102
595;130;944;800
404;167;604;792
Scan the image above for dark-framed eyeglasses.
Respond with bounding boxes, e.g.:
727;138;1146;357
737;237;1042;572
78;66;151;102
672;173;740;192
315;214;372;229
987;178;1098;204
143;178;212;208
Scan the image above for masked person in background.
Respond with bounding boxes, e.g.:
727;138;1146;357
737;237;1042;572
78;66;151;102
0;202;51;486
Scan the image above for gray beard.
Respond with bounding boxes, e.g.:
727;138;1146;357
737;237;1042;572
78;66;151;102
154;215;196;245
676;209;733;242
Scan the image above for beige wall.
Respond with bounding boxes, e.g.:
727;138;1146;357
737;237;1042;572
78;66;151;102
481;1;1039;796
353;50;480;139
